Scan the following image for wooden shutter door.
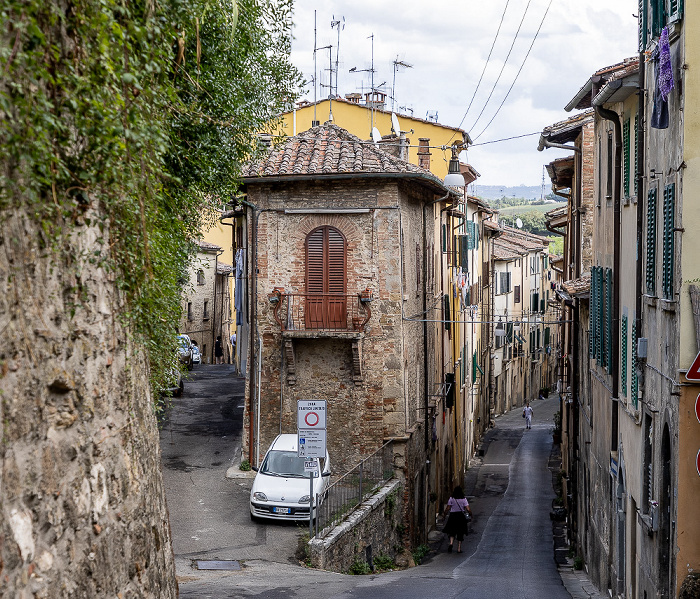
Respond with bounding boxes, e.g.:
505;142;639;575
326;228;346;328
305;227;346;329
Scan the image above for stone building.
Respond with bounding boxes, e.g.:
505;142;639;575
180;240;233;364
239;123;463;546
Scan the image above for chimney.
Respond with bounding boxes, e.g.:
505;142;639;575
257;133;273;149
418;138;431;170
399;132;409;162
345;93;362;104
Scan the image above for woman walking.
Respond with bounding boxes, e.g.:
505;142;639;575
443;486;472;553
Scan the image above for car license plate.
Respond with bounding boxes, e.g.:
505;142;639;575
273;507;290;514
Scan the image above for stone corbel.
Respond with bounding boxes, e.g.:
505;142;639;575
284;339;297;385
351;339;363;386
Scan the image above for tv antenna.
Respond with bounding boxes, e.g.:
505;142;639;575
331;16;345;97
349;33;377;136
391;57;413;112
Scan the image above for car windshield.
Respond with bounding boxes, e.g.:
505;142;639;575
260;450;307;478
178;338;189;349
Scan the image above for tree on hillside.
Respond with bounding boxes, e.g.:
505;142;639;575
0;0;300;595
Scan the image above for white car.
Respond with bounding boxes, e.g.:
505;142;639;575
250;434;331;521
191;344;201;365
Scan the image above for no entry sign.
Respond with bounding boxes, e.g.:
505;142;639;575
297;400;327;429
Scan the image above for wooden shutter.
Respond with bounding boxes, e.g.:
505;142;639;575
639;0;648;50
634;114;639;196
621;315;628;396
305;226;346;329
623;118;631;198
605;268;613;371
631;320;638;408
646;188;657;294
669;0;683;21
662;183;675;299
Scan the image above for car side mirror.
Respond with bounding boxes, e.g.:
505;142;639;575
322;471;332;477
251;466;259;472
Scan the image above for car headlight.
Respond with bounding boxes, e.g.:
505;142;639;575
298;495;310;504
253;492;268;501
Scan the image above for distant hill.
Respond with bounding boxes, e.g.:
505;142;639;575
468;184;543;201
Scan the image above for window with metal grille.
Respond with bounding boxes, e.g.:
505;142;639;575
305;226;347;329
646;188;657;294
662;183;675;299
621;314;628;397
623;118;631;198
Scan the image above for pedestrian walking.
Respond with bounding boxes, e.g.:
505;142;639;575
214;335;224;364
230;331;237;371
443;486;472;553
523;402;533;429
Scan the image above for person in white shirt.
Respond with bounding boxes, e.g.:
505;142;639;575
523;402;534;429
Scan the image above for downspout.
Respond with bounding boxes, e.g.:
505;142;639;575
635;53;645;393
596;105;622;403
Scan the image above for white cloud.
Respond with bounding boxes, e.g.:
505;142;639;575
290;0;637;186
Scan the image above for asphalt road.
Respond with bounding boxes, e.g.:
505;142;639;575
160;366;571;599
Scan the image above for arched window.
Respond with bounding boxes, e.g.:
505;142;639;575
305;226;346;329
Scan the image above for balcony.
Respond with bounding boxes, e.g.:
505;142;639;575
268;289;373;387
269;290;373;336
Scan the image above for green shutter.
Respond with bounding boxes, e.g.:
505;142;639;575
646;189;657;294
544;326;550;347
621;315;628;396
472;352;476;383
460;234;469;269
506;322;513;344
662;183;675;299
639;0;648;50
530;330;535;354
634;114;639;196
604;268;612;372
631;320;638;409
669;0;683;21
589;274;595;358
623;118;631;198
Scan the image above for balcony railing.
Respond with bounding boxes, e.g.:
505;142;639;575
269;290;373;333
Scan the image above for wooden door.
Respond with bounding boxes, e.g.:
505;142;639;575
306;227;346;329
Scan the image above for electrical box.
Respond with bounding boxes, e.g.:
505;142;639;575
637;337;648;359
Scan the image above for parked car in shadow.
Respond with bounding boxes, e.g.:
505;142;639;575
191;344;201;366
177;334;193;370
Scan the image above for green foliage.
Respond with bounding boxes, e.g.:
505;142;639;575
573;555;583;570
384;490;397;517
0;0;301;406
373;553;395;571
239;459;251;471
549;236;564;255
412;544;430;565
348;557;371;575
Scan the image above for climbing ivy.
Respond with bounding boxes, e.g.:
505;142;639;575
0;0;301;404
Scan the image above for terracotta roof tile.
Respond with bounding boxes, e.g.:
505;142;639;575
562;274;591;296
242;124;449;195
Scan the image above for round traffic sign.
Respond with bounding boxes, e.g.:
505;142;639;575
696;393;700;424
305;412;320;427
697;449;700;478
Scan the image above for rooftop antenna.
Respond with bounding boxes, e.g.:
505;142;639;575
391;56;413;112
541;165;546;200
317;44;333;120
313;11;318;126
349;34;377;137
331;16;345;98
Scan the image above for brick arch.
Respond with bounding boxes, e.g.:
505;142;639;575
293;215;363;248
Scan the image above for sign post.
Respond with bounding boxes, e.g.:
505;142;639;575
297;400;327;538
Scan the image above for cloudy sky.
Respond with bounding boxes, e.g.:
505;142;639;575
288;0;638;188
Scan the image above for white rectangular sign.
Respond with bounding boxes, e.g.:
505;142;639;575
297;429;327;458
297;400;327;430
303;459;318;474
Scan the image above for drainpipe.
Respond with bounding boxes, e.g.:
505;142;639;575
635;53;646;390
596;105;622;405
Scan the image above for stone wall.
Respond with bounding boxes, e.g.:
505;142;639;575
0;210;177;597
309;479;405;572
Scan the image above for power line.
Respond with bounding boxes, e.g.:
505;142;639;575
469;0;533;132
473;0;553;141
469;131;541;147
450;0;512;144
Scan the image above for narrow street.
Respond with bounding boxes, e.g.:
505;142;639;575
160;366;587;599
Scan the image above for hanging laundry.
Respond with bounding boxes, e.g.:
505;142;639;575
658;26;674;101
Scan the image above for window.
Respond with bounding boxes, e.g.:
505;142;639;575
634;114;639;196
623;118;631;198
203;300;209;319
197;269;205;285
662;183;675;299
652;0;665;37
499;271;512;295
514;285;521;304
607;130;614;198
187;302;193;321
306;226;347;329
646;188;657;294
631;319;638;408
638;0;648;50
531;292;540;314
466;221;477;250
590;265;611;371
605;268;613;370
668;0;683;22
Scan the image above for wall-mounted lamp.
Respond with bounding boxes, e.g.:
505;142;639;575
359;288;374;303
444;144;465;188
268;287;283;304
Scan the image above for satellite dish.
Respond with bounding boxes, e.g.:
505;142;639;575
371;127;382;145
516;218;523;229
391;112;401;135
